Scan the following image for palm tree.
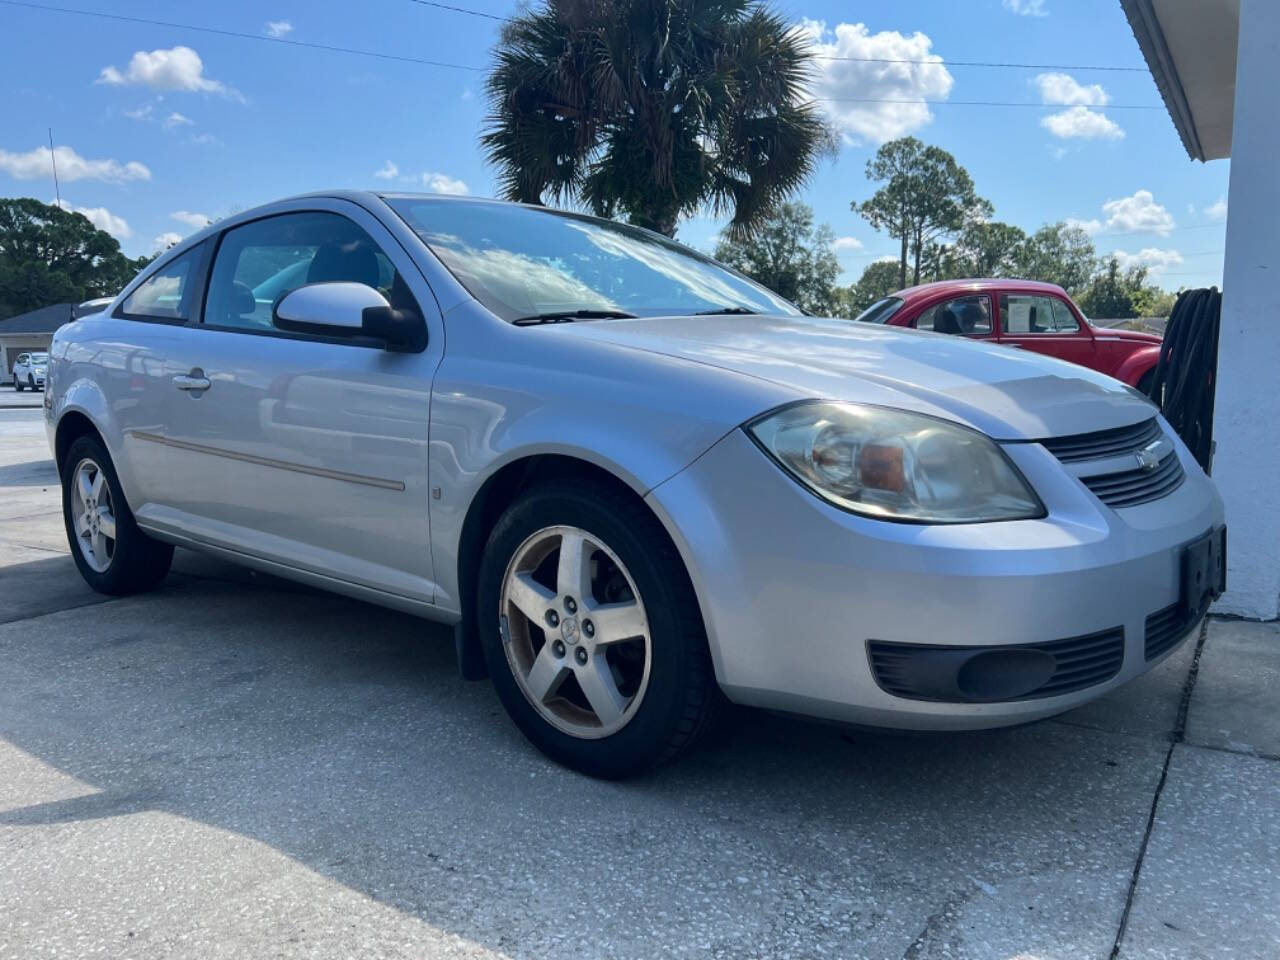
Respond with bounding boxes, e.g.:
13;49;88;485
482;0;828;238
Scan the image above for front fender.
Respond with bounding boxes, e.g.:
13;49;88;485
427;301;793;613
1113;345;1161;386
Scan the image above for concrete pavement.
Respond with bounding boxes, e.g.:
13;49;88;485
1;406;1276;959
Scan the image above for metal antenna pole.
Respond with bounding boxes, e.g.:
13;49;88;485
48;128;61;208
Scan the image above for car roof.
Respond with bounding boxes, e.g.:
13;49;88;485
892;278;1070;304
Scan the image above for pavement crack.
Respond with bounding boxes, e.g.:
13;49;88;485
1108;618;1210;960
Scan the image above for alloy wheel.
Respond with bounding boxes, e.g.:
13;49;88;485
500;524;652;739
70;458;117;573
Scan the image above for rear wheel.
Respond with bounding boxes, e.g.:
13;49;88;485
61;434;173;594
477;480;722;778
14;379;22;392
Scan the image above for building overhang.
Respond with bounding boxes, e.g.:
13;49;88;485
1119;0;1240;161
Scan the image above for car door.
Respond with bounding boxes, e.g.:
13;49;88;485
911;293;995;340
133;200;444;604
996;292;1096;369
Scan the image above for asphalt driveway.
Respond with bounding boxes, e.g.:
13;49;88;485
1;402;1276;959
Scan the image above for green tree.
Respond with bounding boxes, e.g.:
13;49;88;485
945;221;1028;278
846;259;903;313
855;137;991;288
1077;256;1176;319
483;0;829;238
714;202;839;314
0;198;149;318
1132;285;1177;318
1016;222;1097;294
1077;256;1140;318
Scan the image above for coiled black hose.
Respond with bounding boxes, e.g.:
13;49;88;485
1148;287;1221;474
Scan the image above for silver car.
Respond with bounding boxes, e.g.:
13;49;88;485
44;192;1226;777
13;351;48;391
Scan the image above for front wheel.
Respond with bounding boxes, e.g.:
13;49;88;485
477;480;722;778
13;379;22;392
61;434;174;594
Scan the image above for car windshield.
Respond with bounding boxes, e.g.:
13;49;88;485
385;197;802;322
31;353;48;362
853;297;904;324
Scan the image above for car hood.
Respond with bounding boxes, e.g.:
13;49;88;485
558;314;1156;441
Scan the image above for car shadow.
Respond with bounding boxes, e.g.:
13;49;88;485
0;549;1173;957
0;457;57;486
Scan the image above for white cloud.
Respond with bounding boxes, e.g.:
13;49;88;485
52;199;132;239
163;112;194;129
1040;105;1124;140
1112;247;1184;275
0;144;151;183
798;19;954;145
189;132;220;146
171;210;211;229
461;88;475;102
98;46;236;98
1032;73;1109;107
832;236;864;251
1102;189;1176;235
1205;196;1228;221
1065;217;1103;234
374;160;400;180
1004;0;1048;15
154;231;183;250
422;171;469;195
264;20;293;38
124;103;153;121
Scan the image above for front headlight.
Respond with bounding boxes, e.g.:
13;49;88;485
747;401;1045;524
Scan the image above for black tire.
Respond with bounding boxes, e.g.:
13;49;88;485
61;433;174;595
477;479;723;778
14;380;22;392
28;375;36;391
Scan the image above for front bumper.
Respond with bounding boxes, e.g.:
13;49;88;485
645;425;1224;730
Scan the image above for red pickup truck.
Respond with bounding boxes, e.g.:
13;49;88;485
856;278;1163;393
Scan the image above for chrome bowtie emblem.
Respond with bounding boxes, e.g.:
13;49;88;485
1135;447;1161;472
561;616;580;643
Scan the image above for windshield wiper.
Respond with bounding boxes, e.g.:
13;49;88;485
692;306;757;315
513;309;637;325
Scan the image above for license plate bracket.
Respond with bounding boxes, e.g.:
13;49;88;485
1181;526;1227;618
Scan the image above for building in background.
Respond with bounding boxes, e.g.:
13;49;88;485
0;304;73;384
1121;0;1277;619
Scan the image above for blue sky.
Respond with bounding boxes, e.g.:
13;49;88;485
1;0;1230;289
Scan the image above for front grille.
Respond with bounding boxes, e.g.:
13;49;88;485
1041;418;1162;463
1080;453;1185;508
1144;603;1198;661
868;626;1124;703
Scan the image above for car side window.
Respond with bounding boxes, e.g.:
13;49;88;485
1050;297;1080;332
203;211;417;333
915;295;992;336
120;245;203;321
1001;294;1077;334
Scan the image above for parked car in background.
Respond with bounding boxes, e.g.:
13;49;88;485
857;279;1164;393
44;193;1223;778
12;351;47;391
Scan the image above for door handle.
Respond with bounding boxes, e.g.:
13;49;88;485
173;370;211;392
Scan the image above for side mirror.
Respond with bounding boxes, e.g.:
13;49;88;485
273;282;426;352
